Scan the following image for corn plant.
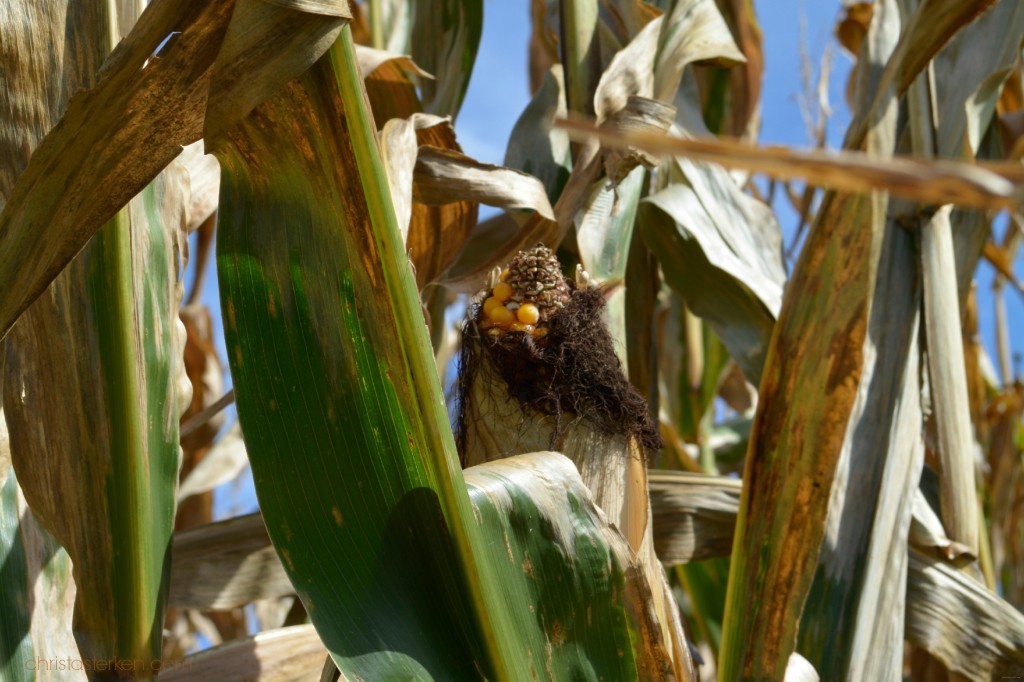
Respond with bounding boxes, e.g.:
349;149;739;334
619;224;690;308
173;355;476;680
1;0;1022;681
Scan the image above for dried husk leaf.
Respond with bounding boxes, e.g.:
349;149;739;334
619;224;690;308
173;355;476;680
381;116;424;241
649;471;741;563
909;491;975;565
920;206;981;554
355;44;432;80
593;17;661;122
458;288;697;680
906;549;1024;679
463;453;678;680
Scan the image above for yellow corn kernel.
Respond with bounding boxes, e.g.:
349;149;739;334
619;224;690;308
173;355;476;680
516;303;540;325
509;322;532;333
488;305;515;326
482;296;502;315
492;282;513;303
500;268;509;281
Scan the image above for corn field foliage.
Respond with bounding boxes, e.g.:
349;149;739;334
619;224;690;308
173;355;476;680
1;0;1023;680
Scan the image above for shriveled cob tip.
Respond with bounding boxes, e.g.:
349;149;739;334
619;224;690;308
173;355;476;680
478;244;570;336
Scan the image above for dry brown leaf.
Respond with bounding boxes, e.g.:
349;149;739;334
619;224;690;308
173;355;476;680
529;0;559;95
717;0;765;138
0;1;236;340
408;121;478;289
984;241;1024;293
203;0;350;142
556;116;1024;210
836;2;873;57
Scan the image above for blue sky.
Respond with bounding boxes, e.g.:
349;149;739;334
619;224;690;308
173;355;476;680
201;2;1023;522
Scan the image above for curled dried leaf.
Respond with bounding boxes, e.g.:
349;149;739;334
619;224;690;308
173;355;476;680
557;116;1024;210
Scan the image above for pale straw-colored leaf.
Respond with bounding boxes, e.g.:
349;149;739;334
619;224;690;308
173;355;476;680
784;654;819;682
380;118;418;241
161;624;327;682
593;16;661;122
177;422;248;503
169;513;294;611
177;140;221;233
909;490;975;564
413;147;556;220
355;44;432;80
649;470;741;564
649;471;1024;677
653;0;745;104
381;113;454;242
920;206;982;554
906;548;1024;679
